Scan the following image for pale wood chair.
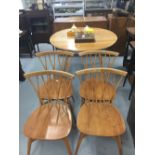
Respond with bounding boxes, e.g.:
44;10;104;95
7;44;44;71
75;68;127;155
35;50;74;71
79;50;119;69
24;70;74;155
76;67;126;102
36;50;75;102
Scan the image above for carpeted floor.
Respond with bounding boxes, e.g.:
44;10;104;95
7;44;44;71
19;43;135;155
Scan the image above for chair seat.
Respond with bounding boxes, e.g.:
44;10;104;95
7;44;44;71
24;104;72;140
38;78;72;100
80;78;116;101
77;103;126;137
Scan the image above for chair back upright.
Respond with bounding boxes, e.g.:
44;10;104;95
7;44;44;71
76;67;127;102
24;70;74;105
79;50;119;69
36;50;74;71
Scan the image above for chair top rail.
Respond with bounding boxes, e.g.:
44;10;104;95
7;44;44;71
79;50;119;57
75;67;127;77
24;70;74;79
35;50;74;57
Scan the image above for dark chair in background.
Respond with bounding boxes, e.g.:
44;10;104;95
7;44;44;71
127;93;135;146
19;10;34;57
123;41;135;100
25;10;53;51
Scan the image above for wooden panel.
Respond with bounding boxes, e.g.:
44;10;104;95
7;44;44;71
53;16;108;32
107;14;128;56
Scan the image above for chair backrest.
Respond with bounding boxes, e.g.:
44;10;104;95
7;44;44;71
24;70;74;105
35;50;74;71
76;67;127;102
79;50;119;69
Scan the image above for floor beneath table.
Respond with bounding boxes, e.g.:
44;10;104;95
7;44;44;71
20;43;134;155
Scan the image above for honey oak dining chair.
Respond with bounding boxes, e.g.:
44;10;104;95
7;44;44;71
35;50;74;71
36;50;75;103
79;50;119;69
24;70;74;155
75;68;127;155
76;67;126;103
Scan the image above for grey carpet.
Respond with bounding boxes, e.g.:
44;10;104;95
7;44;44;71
20;43;134;155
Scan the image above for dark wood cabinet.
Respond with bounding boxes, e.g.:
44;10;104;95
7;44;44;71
19;10;34;57
53;16;108;33
26;10;53;48
107;14;135;55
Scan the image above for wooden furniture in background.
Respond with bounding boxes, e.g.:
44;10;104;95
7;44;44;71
19;30;34;57
123;41;135;100
107;14;135;55
75;68;127;155
35;50;74;72
24;70;74;155
52;0;84;19
53;16;108;32
50;28;117;52
26;10;53;51
123;27;135;66
19;60;25;81
127;94;135;146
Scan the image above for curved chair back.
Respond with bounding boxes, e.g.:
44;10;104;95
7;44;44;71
76;67;127;102
79;50;119;69
36;50;74;71
24;70;74;105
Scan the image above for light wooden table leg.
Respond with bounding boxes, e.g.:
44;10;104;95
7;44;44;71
75;133;86;155
63;137;72;155
113;136;122;155
27;138;35;155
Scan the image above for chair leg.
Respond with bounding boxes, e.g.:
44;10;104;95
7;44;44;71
67;99;76;128
71;96;75;102
113;136;122;155
123;75;128;87
27;138;35;155
63;137;72;155
37;44;40;51
75;133;86;155
129;78;135;100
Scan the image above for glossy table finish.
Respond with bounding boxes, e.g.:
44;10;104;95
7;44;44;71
50;28;117;52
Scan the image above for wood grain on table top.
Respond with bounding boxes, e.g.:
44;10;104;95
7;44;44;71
50;28;117;52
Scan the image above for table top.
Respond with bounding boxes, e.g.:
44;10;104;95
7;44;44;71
50;28;117;52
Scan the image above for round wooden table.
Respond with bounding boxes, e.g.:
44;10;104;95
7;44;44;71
50;28;117;52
